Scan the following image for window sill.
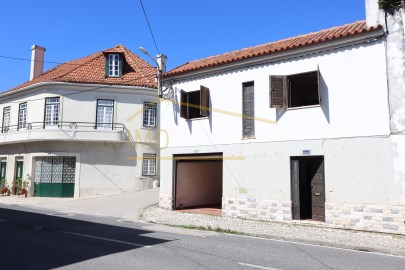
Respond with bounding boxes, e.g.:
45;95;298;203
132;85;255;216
241;136;256;140
141;126;157;130
287;104;321;111
184;116;209;121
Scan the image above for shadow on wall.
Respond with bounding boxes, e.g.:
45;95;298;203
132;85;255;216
0;208;170;269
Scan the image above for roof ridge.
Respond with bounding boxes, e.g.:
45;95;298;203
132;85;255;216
165;20;382;77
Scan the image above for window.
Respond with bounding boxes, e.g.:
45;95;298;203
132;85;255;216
18;103;27;130
242;82;255;138
143;102;157;127
270;68;321;108
106;54;122;77
2;107;10;133
142;154;156;176
44;97;60;128
96;99;114;130
180;85;210;120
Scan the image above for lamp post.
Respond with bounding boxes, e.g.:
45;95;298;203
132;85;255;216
139;47;167;97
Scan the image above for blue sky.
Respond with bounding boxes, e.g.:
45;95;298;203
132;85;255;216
0;0;366;92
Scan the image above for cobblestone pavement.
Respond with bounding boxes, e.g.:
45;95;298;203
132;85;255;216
143;205;405;257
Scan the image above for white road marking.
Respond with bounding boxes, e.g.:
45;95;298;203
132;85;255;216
0;219;6;222
238;262;282;270
59;231;151;248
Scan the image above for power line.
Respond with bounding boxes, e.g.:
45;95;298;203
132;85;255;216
139;0;160;54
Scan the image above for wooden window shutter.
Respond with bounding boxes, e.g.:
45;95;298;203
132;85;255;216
200;85;210;117
270;75;287;108
119;54;123;77
317;65;321;105
180;90;189;119
105;55;109;76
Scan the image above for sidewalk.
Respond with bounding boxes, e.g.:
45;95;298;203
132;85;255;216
143;205;405;257
0;188;159;221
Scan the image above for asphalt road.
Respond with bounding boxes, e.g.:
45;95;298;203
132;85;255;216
1;205;404;270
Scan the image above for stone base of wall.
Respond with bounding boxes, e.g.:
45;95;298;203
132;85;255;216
222;197;292;221
159;193;173;210
326;203;405;235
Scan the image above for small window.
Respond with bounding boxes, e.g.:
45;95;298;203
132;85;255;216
243;82;255;138
18;103;27;130
143;102;157;127
142;154;156;176
96;99;114;130
180;85;210;120
105;54;122;77
2;107;10;133
44;97;60;128
270;68;321;108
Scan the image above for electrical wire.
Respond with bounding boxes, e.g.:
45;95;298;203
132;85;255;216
139;0;160;54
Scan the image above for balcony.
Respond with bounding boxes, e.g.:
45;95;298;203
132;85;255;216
0;122;130;144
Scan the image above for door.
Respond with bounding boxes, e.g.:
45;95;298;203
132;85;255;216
15;161;23;194
174;154;223;210
290;156;325;221
311;158;325;222
291;159;300;220
0;161;6;180
34;156;76;197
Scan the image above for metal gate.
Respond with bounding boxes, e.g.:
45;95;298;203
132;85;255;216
34;156;76;197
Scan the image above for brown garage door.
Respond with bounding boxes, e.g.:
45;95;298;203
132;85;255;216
174;154;223;210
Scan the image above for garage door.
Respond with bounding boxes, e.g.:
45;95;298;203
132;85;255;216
34;156;76;197
174;154;223;210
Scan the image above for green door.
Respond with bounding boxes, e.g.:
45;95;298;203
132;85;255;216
14;161;23;194
34;157;75;198
0;161;6;180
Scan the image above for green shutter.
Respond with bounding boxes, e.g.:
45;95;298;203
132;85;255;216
119;54;123;77
105;55;109;77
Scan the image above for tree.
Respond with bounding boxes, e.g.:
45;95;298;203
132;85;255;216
379;0;404;14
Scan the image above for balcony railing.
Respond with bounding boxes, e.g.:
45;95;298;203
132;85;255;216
0;122;129;143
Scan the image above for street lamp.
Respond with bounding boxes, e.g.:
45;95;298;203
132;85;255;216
139;47;167;97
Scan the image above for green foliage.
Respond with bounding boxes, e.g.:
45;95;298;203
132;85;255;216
0;178;6;188
379;0;404;14
14;178;23;189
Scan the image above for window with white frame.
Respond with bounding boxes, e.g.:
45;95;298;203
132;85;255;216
44;97;60;128
96;99;114;130
107;54;121;77
143;102;157;127
142;154;156;176
18;103;27;130
242;82;255;138
2;107;10;132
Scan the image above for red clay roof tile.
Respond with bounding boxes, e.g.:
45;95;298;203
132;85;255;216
7;44;157;92
165;21;382;77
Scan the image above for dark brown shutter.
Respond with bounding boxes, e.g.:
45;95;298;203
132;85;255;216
180;90;188;119
270;75;287;108
317;65;322;105
200;85;210;117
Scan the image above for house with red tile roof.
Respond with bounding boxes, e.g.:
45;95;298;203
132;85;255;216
0;44;159;197
159;0;405;235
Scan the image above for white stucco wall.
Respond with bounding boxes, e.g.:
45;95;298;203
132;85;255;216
160;38;399;206
0;83;159;197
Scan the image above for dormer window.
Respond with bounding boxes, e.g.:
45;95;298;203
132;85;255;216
105;53;122;77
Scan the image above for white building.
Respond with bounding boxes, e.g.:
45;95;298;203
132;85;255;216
0;44;160;198
159;0;405;234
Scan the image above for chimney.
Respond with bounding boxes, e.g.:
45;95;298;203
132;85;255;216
365;0;384;27
30;45;46;81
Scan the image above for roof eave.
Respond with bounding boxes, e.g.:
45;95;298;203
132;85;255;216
164;28;385;81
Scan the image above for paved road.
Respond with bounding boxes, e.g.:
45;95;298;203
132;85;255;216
1;205;404;270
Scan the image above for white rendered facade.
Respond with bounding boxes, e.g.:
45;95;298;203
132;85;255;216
160;24;405;234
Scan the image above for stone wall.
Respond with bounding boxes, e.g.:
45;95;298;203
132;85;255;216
326;203;405;235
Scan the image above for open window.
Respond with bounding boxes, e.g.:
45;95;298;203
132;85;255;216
180;85;210;119
270;67;321;108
